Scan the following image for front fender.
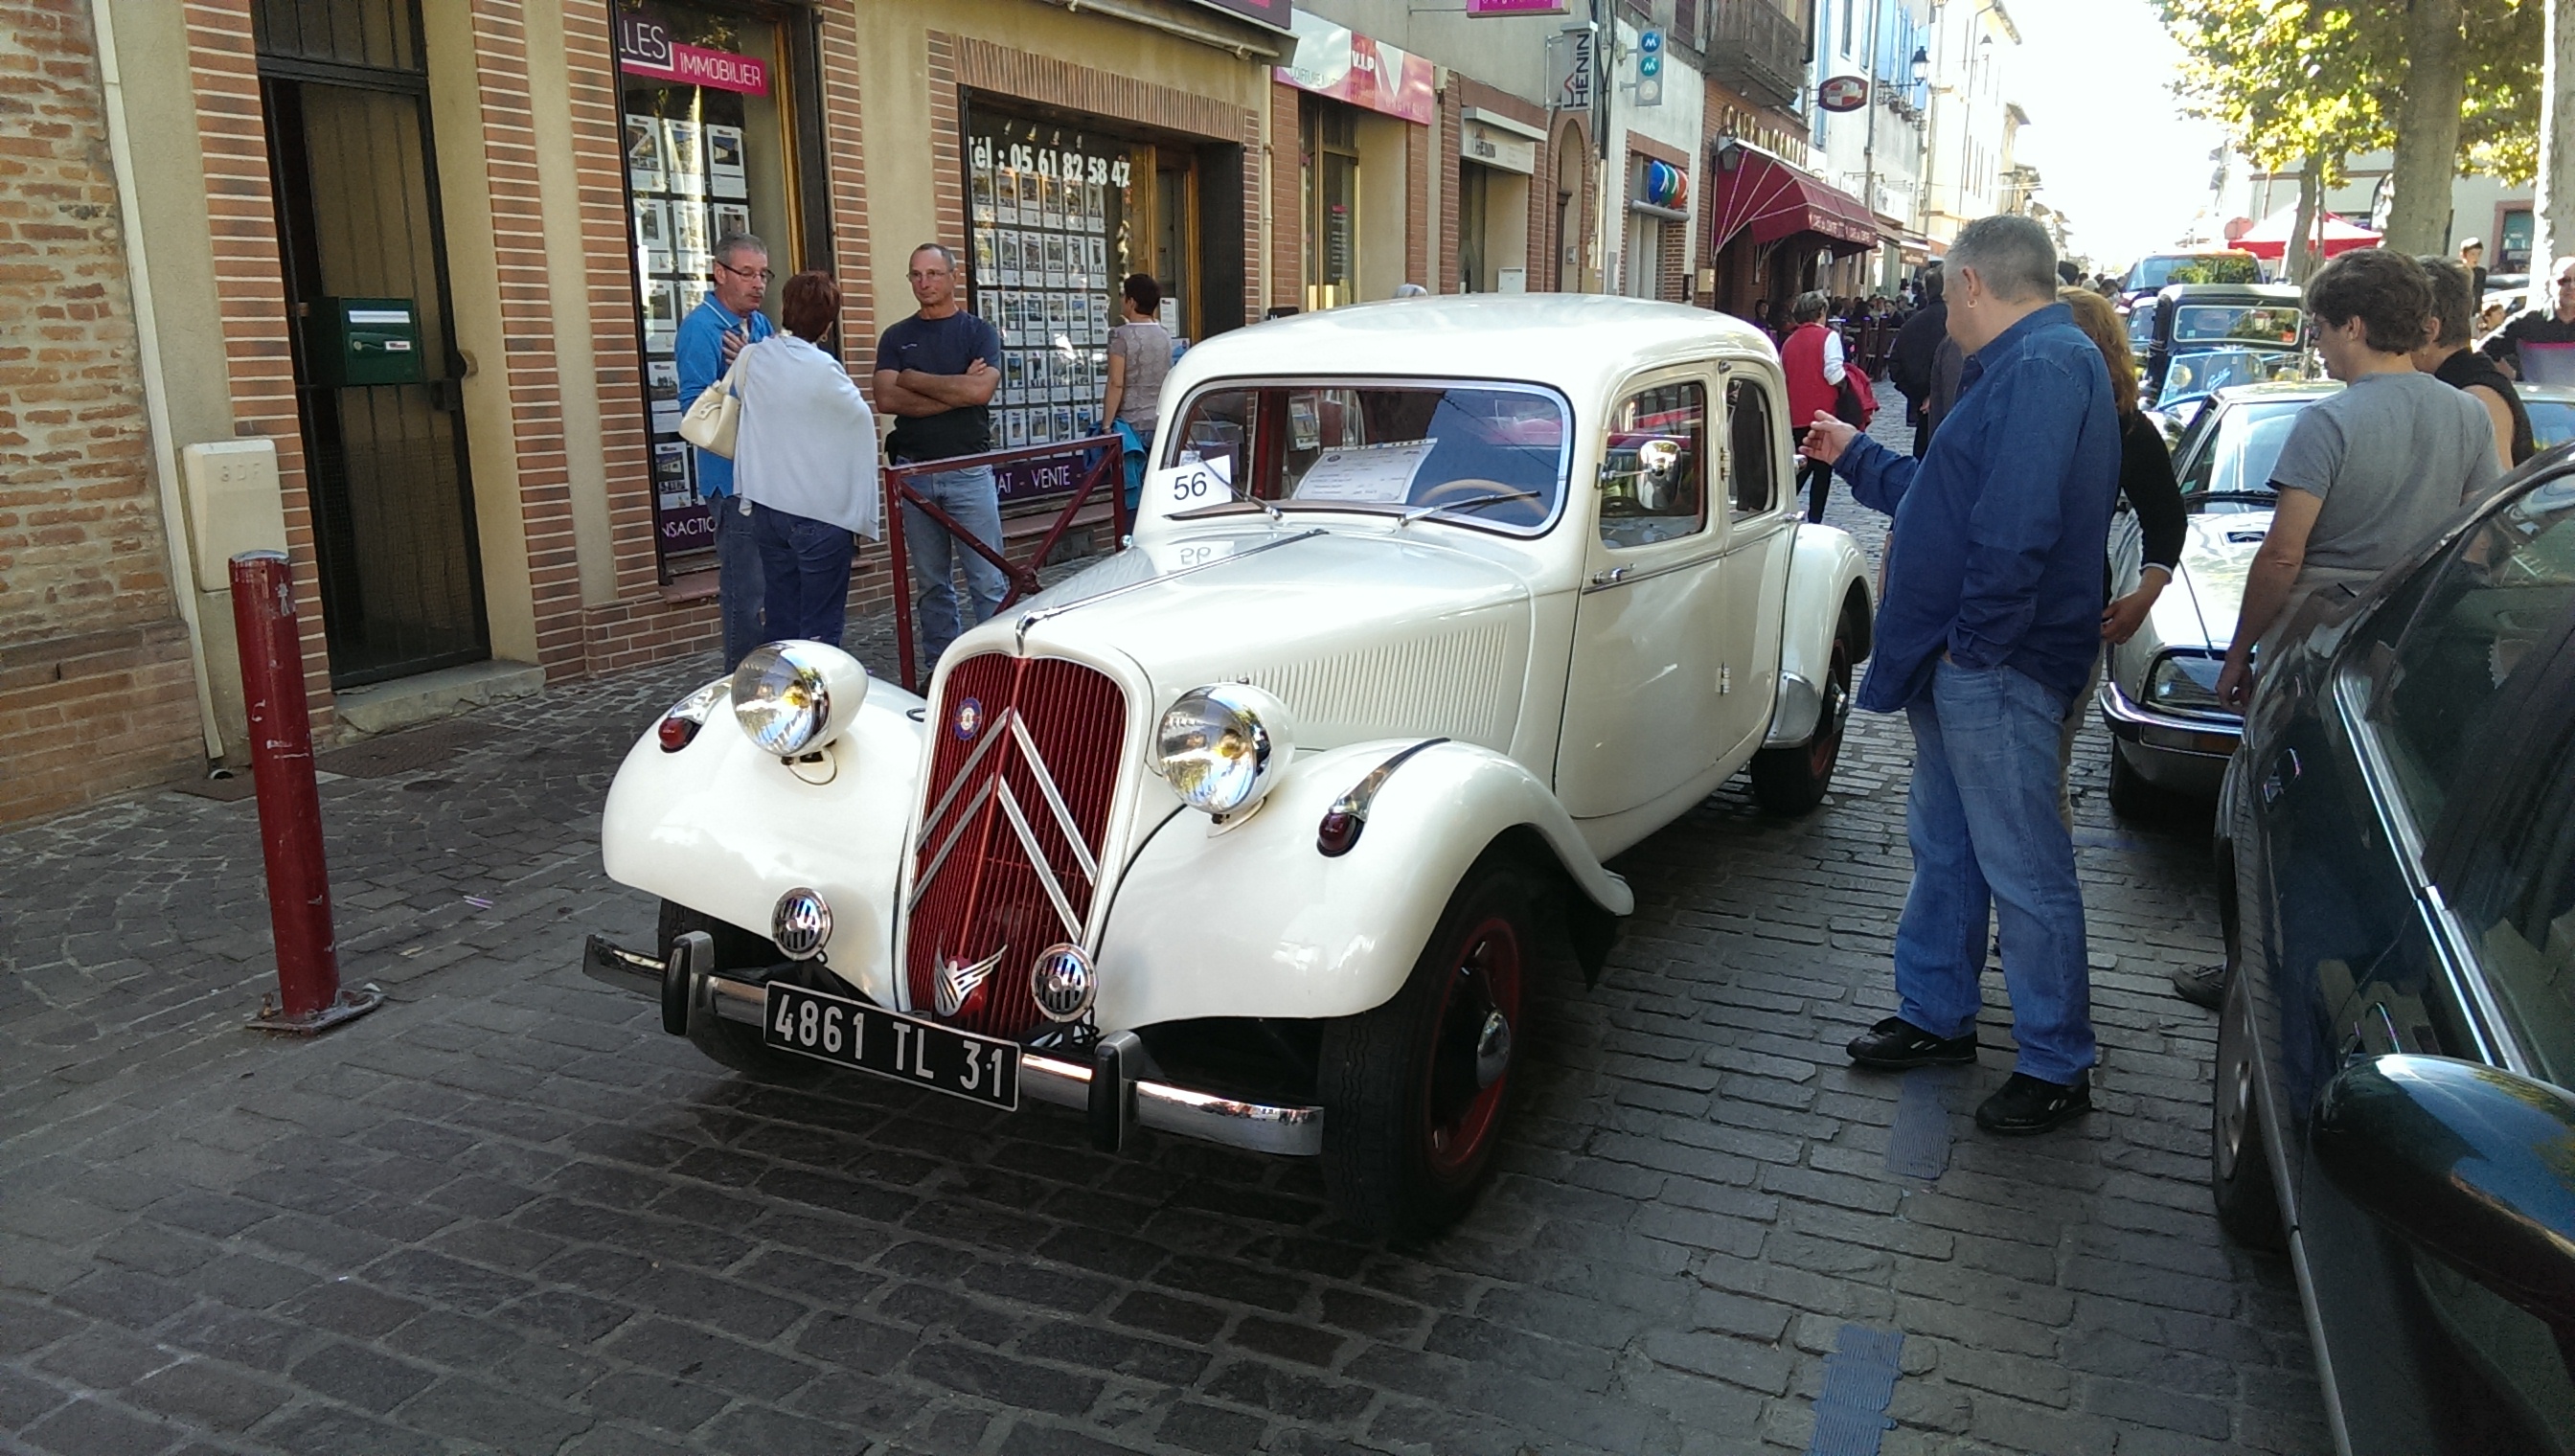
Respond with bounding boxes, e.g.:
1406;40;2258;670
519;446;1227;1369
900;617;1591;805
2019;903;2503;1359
1094;739;1630;1029
1767;522;1873;746
600;680;927;1003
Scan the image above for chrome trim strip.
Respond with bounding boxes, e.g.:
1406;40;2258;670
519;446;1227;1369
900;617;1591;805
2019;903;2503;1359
1014;529;1328;649
1765;672;1820;748
918;703;1013;837
995;778;1084;942
2285;1230;2358;1456
907;776;996;910
581;940;1327;1157
1576;547;1727;594
2097;678;2240;736
1011;712;1100;883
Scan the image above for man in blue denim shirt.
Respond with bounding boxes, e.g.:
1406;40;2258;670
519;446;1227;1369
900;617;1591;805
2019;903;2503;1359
675;234;775;670
1802;215;2121;1135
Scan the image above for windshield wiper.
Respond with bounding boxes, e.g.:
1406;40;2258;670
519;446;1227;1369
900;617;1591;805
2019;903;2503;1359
1168;478;1283;523
1397;488;1542;527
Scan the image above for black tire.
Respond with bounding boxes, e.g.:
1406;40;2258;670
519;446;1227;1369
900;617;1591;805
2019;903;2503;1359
2106;740;2166;821
1749;617;1855;815
656;900;825;1084
1321;860;1538;1240
2212;963;2287;1250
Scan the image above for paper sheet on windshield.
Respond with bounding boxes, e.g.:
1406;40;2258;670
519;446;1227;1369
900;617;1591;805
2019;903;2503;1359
1293;440;1436;503
1152;453;1233;510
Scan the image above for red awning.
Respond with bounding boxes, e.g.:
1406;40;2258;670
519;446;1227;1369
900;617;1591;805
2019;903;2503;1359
1707;146;1878;256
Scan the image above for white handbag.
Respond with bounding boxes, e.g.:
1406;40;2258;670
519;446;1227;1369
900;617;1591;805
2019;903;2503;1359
678;346;747;459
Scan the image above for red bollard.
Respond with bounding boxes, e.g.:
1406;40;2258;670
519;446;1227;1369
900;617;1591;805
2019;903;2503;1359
229;551;379;1034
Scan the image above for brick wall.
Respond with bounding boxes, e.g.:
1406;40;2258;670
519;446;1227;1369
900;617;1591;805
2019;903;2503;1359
186;0;335;726
1269;80;1302;311
1441;77;1550;297
0;0;204;821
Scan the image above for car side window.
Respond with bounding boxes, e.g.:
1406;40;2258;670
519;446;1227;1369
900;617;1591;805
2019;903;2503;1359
2448;706;2575;1086
1724;378;1776;518
2354;479;2575;832
1599;380;1707;550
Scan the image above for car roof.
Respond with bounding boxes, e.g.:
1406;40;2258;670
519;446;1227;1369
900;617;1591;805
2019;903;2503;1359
2208;380;2337;408
1167;295;1776;396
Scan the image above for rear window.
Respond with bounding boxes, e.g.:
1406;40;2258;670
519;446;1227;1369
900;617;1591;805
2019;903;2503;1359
1160;381;1570;534
2172;304;2301;347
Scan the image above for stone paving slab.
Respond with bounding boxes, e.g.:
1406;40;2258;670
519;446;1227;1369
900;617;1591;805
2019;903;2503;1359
2;413;2331;1455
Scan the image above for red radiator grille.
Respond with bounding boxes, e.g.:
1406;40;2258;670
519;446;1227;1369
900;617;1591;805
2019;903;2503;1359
904;653;1128;1039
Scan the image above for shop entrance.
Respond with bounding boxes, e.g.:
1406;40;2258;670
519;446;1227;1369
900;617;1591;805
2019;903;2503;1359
256;0;489;688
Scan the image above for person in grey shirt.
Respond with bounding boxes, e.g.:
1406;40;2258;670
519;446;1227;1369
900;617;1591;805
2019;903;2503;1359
2217;250;2502;710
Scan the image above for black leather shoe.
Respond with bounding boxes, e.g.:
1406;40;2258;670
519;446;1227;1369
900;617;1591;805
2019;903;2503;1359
2171;963;2225;1010
1846;1016;1978;1070
1974;1072;2091;1135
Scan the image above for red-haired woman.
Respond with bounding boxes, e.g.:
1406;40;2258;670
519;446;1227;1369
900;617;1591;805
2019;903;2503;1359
735;269;879;648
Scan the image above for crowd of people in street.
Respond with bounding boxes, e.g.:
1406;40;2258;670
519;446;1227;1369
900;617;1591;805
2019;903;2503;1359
1795;216;2525;1128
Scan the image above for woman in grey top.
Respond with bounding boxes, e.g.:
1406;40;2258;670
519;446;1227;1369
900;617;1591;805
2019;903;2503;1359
2217;250;2503;710
1103;273;1173;447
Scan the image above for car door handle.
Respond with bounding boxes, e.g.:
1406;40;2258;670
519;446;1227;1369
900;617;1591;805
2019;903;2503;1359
1590;566;1629;586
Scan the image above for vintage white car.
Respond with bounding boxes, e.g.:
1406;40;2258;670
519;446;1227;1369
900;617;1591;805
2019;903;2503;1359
582;295;1875;1235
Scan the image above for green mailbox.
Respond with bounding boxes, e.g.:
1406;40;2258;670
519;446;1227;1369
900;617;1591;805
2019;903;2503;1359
302;297;425;388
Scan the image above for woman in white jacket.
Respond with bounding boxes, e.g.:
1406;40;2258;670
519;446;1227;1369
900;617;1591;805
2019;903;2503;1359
735;269;879;648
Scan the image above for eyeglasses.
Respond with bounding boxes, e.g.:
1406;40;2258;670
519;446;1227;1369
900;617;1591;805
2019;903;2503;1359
716;262;775;283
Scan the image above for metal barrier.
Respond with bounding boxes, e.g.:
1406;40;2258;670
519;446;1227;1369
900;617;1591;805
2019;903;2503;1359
883;436;1128;694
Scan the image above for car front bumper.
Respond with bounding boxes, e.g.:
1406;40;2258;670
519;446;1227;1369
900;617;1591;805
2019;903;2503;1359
581;936;1325;1158
2098;679;2239;791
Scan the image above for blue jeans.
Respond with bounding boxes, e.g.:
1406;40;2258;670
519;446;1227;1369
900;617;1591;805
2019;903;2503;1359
711;492;765;671
901;464;1006;669
1895;659;2096;1083
750;502;854;648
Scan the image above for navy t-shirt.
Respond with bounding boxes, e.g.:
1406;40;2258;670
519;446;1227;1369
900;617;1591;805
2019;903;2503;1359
873;310;1004;461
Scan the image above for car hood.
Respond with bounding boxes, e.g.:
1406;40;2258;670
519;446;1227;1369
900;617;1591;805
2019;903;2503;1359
995;526;1538;753
2172;508;2274;648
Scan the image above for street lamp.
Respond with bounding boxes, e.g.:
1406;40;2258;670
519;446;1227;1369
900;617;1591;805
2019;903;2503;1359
1909;47;1928;84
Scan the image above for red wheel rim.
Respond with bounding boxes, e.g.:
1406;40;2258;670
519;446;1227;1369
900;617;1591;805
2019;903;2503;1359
1423;914;1524;1179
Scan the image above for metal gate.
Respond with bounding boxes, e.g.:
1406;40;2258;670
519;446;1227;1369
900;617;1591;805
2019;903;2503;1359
257;0;489;687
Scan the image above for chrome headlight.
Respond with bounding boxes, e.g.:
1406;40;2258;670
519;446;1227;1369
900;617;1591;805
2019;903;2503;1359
732;642;869;757
2146;652;2226;714
1156;683;1294;815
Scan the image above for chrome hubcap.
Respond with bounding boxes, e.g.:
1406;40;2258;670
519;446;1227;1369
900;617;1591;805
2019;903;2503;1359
1473;1010;1512;1088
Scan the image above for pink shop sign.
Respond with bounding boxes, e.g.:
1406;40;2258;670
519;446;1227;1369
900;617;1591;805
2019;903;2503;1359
617;17;770;97
1464;0;1570;15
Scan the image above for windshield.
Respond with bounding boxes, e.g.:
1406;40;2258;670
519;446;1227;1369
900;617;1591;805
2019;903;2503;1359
2172;304;2301;347
1160;381;1570;533
2176;397;2317;503
2155;349;2305;412
2129;254;2262;290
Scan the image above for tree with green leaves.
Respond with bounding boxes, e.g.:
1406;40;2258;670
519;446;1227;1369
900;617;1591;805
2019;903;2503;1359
2156;0;2541;262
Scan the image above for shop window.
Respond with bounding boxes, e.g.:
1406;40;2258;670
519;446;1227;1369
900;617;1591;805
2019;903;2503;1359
2501;209;2536;275
1304;100;1359;309
615;2;812;577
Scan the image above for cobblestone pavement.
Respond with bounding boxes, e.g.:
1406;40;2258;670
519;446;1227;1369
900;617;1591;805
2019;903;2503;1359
1;405;2333;1455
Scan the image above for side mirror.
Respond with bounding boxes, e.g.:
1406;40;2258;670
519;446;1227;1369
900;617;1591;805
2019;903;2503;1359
2313;1055;2575;1323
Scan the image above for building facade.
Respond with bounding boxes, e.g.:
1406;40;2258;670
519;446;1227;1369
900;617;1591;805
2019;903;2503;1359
1917;0;2016;249
1807;0;1931;292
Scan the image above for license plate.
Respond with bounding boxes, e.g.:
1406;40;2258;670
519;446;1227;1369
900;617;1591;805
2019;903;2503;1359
762;982;1020;1110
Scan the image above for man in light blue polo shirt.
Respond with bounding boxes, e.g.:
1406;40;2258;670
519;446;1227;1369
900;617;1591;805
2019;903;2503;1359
675;232;775;670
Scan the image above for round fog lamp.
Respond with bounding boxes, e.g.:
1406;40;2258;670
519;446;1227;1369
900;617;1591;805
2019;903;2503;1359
1031;944;1096;1023
733;642;868;757
771;887;832;961
1156;683;1294;815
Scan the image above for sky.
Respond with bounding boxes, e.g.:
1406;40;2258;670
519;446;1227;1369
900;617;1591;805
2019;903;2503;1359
2000;0;2236;269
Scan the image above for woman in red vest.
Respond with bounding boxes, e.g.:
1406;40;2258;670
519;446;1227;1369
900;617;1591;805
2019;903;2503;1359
1780;290;1847;523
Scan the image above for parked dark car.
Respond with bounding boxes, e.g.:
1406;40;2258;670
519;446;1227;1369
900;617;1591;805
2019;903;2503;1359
2139;283;2306;405
2210;444;2575;1451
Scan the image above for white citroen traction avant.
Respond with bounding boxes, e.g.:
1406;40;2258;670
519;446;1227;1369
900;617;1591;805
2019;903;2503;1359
583;295;1875;1236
